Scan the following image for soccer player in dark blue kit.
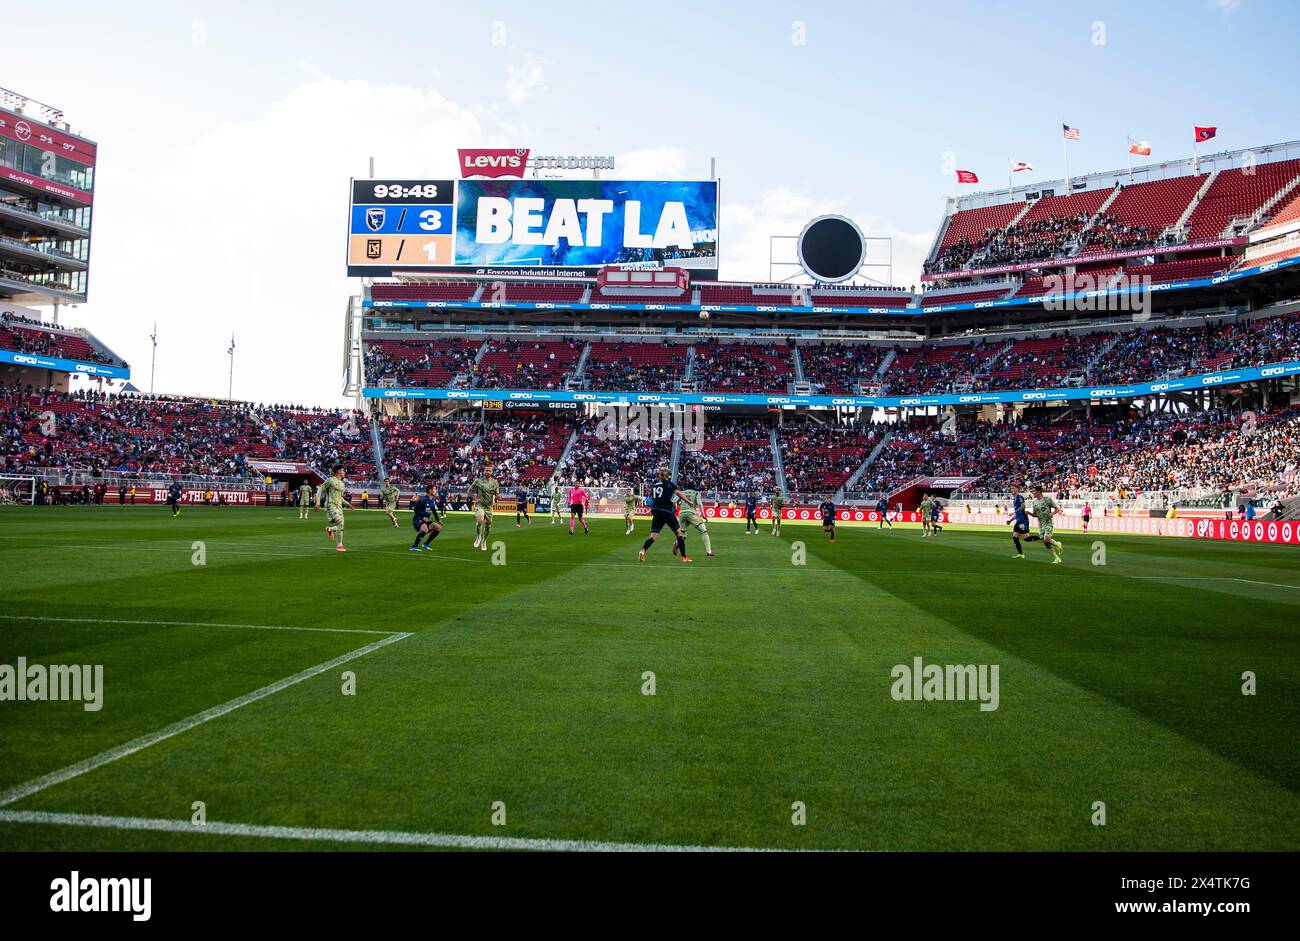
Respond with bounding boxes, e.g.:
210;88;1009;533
515;486;531;527
167;480;183;517
875;495;892;528
639;466;691;563
1005;482;1035;559
930;496;944;535
744;491;759;534
409;484;444;551
819;494;837;543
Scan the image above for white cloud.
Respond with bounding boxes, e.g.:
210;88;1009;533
1214;0;1243;13
614;147;691;179
504;55;546;106
82;80;485;406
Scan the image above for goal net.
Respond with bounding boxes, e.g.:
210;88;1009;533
0;475;37;506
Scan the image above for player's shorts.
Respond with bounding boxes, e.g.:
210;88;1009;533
569;502;584;518
384;500;398;511
650;509;681;533
1012;518;1031;535
326;506;345;529
1081;514;1091;523
679;510;707;530
413;515;432;532
746;508;757;518
821;515;835;526
1038;523;1055;538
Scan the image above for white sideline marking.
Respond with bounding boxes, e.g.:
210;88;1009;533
0;809;779;852
0;632;412;809
0;613;393;636
1129;575;1300;591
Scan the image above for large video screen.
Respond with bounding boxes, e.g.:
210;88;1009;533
347;178;718;276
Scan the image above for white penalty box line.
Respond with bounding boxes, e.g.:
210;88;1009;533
0;629;413;809
0;809;782;853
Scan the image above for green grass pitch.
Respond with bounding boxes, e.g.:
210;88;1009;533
0;505;1297;851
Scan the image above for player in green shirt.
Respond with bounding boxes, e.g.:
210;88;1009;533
549;478;563;525
675;484;714;557
470;464;501;552
318;466;348;552
381;480;400;528
1029;485;1064;563
920;495;933;537
771;491;785;535
297;481;312;520
623;487;637;534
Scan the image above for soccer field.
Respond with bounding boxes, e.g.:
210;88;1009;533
0;505;1297;852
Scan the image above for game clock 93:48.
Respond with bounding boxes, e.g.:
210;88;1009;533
352;179;454;204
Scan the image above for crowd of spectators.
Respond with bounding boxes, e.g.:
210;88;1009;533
691;340;795;393
800;342;888;394
472;339;582;390
363;338;478;388
779;422;878;498
1;311;126;367
676;417;776;493
581;342;688;392
1078;213;1157;254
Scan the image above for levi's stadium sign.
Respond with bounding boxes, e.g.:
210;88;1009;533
459;149;530;178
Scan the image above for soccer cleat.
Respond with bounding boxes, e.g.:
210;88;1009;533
392;521;398;528
324;527;333;540
335;545;347;552
480;543;488;551
707;552;715;557
422;545;435;552
680;556;693;563
1012;553;1025;559
638;549;646;562
1051;557;1062;565
409;546;422;552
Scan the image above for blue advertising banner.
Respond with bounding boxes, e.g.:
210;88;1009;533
0;347;128;379
364;360;1300;408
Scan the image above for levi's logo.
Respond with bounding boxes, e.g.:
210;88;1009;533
458;148;529;178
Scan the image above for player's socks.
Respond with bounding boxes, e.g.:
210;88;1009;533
424;530;440;544
641;537;655;553
568;519;574;534
1013;536;1023;554
702;532;712;555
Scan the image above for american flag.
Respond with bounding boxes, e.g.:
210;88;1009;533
1062;124;1081;140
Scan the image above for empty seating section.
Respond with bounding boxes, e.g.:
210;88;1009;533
811;292;912;308
583;341;688;391
937;202;1024;250
1262;190;1300;228
370;281;478;302
473;339;582;389
364;337;481;387
1124;255;1229;284
1087;173;1206;244
1186;159;1300;240
486;281;587;303
920;288;1009;307
692;341;794;392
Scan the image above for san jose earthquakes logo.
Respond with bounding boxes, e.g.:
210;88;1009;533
366;207;386;231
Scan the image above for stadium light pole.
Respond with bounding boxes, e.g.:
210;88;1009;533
227;334;236;400
149;324;157;395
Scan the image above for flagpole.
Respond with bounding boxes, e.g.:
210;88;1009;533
1062;126;1070;192
1126;139;1132;181
1192;135;1199;174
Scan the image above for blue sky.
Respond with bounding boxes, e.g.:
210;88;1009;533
5;0;1297;403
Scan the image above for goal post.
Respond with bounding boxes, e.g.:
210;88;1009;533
0;474;37;506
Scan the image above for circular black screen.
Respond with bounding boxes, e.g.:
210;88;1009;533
797;215;866;282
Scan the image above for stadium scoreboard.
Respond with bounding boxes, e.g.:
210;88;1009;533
347;178;720;277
